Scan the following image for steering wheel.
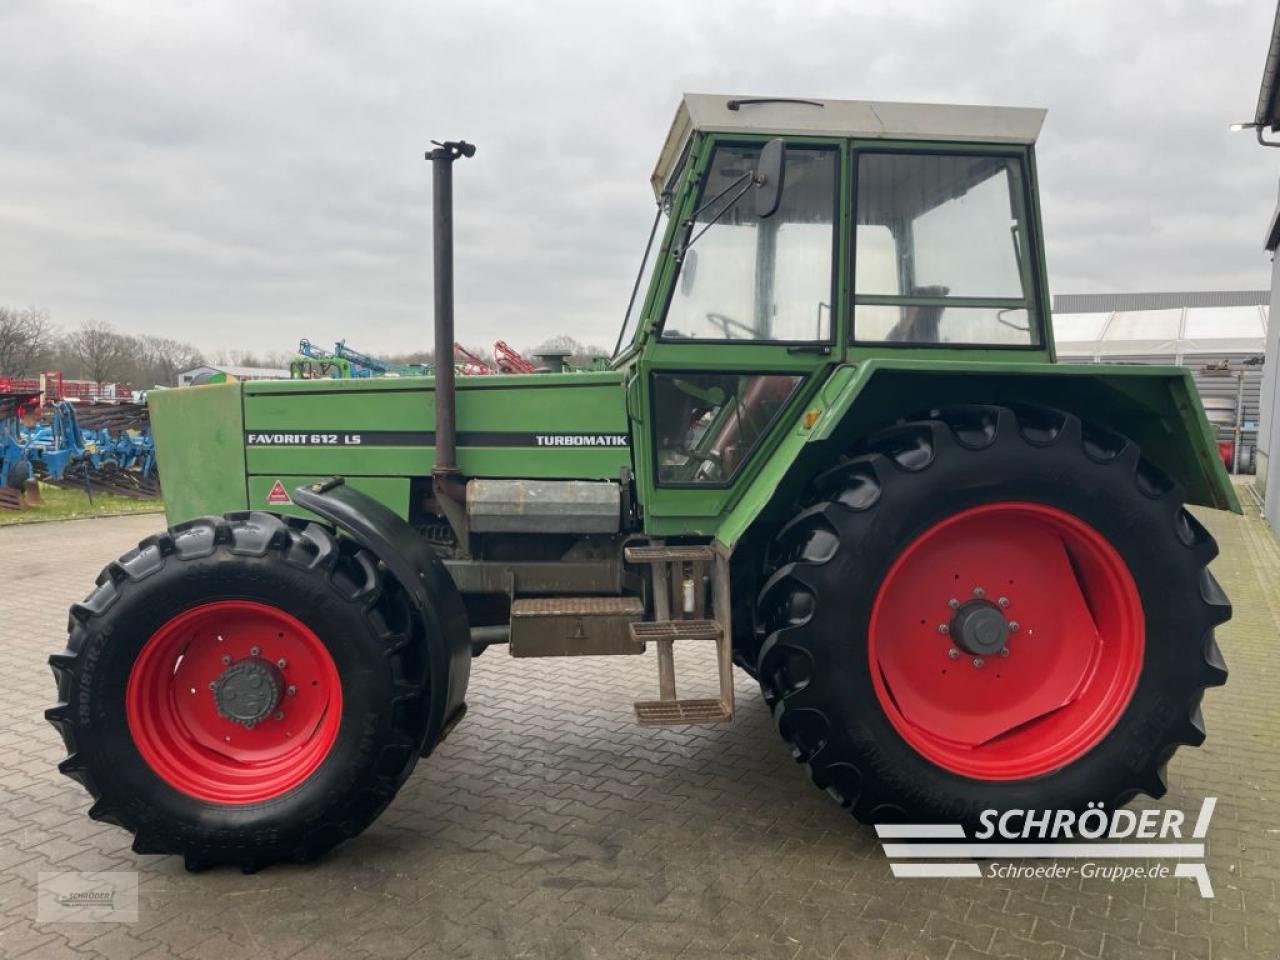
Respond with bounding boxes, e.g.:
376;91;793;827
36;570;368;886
671;446;723;483
706;312;755;339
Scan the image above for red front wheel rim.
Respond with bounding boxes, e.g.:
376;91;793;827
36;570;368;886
126;600;342;804
869;502;1144;780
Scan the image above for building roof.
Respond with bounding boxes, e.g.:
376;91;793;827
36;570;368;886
652;93;1047;196
180;364;288;379
1052;295;1268;359
1052;291;1269;313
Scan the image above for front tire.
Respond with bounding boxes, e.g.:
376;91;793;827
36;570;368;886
755;404;1229;827
46;512;435;871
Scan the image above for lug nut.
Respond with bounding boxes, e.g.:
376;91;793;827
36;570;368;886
973;587;986;599
1000;647;1010;657
287;685;297;696
937;624;949;635
249;646;260;657
973;658;985;669
221;655;231;666
997;596;1009;608
1008;621;1020;632
274;711;284;721
947;648;959;659
276;658;287;669
947;598;960;609
208;681;216;690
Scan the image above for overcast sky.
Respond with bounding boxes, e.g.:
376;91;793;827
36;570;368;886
0;0;1276;357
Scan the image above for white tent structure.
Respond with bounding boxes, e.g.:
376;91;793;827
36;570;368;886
1052;294;1269;477
1054;303;1268;362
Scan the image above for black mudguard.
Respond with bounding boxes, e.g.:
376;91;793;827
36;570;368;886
292;477;470;755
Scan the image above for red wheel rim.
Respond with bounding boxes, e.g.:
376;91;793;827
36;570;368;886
869;502;1144;780
126;600;342;804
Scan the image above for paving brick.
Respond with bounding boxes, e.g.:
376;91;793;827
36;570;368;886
0;502;1276;960
1031;916;1103;957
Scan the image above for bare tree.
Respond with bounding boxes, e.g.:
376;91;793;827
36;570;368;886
66;320;133;386
0;307;53;377
530;335;609;368
130;335;206;387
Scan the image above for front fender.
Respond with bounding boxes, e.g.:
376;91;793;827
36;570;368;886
717;359;1239;550
292;476;470;755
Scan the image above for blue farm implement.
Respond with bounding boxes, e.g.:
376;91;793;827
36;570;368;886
1;400;160;508
0;387;42;509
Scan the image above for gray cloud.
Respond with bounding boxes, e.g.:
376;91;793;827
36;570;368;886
0;0;1274;357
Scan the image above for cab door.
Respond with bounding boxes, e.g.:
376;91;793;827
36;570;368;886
630;135;848;536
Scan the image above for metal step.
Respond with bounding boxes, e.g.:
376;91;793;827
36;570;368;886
629;620;721;642
509;596;644;657
634;698;732;726
624;543;715;564
628;545;735;727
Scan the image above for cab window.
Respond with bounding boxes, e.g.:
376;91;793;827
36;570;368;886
661;144;836;342
853;152;1039;346
652;372;803;485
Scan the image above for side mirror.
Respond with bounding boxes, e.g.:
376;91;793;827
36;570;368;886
753;138;786;218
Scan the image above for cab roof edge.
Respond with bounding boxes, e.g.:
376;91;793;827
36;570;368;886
651;93;1047;198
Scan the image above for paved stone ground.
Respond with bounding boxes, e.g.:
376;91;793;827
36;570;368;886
0;505;1276;960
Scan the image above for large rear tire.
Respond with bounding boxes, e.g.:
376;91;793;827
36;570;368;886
46;512;439;871
755;404;1229;827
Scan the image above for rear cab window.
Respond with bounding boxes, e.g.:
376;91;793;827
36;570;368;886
852;150;1042;347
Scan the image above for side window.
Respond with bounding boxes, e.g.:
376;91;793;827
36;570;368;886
662;145;836;342
653;372;802;485
853;153;1039;346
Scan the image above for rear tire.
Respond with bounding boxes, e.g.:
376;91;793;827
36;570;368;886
46;512;435;871
755;404;1229;827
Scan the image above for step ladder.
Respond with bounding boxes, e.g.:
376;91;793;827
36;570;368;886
624;543;734;726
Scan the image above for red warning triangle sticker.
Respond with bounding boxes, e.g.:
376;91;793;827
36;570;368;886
266;480;292;505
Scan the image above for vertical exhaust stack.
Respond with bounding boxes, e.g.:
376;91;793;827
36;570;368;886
426;139;475;545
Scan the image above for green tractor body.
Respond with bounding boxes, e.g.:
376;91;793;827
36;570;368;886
50;95;1236;871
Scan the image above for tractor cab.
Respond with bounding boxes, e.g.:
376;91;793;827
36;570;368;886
612;95;1052;533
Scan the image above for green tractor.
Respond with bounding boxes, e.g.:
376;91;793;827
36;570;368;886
48;95;1234;872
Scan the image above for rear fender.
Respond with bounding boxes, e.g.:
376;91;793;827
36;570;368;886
292;477;470;755
717;359;1239;550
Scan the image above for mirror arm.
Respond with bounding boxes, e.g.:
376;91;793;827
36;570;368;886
677;176;754;259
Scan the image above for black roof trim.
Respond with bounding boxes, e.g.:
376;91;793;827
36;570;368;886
1256;4;1280;129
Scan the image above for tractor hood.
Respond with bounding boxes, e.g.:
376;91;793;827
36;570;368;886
149;372;632;524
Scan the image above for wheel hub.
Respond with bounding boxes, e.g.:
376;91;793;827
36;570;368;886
950;600;1009;656
868;502;1145;780
211;658;283;727
127;600;342;804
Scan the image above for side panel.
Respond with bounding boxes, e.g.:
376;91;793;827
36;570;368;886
716;359;1240;549
148;382;249;525
238;373;630;523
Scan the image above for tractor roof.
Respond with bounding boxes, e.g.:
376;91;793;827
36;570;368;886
652;93;1047;196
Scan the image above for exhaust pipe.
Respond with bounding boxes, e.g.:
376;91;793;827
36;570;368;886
426;140;475;544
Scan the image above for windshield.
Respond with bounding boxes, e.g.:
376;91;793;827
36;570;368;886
661;144;837;342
